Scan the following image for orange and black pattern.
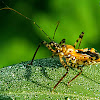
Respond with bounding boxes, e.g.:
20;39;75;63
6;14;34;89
0;7;99;90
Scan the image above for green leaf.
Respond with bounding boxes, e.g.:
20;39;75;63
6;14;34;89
0;57;100;99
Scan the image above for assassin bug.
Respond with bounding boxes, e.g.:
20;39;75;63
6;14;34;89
0;7;100;90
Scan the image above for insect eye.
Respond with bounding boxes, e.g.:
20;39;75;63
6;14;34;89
62;45;66;47
56;50;60;53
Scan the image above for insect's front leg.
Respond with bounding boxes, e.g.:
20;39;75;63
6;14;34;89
30;41;56;65
30;41;44;65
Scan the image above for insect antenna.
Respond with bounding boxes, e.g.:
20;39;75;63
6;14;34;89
0;5;54;65
52;21;60;40
30;21;61;64
0;7;52;41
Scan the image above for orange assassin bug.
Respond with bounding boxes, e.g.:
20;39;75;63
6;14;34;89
0;7;100;90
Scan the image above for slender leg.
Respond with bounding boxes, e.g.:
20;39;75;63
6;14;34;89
67;68;82;85
59;39;66;45
53;71;68;90
53;57;69;90
30;41;56;65
30;41;44;65
73;32;84;49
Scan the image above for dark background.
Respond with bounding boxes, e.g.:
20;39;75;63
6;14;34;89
0;0;100;67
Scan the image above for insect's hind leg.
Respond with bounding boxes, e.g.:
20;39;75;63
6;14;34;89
53;71;68;91
73;32;84;49
53;57;69;90
67;68;82;85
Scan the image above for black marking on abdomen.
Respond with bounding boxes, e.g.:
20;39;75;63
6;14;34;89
77;50;99;60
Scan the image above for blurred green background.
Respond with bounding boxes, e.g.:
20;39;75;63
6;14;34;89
0;0;100;67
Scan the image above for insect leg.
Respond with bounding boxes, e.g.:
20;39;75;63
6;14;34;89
53;57;69;90
53;71;68;90
59;39;66;45
30;41;44;65
73;32;84;49
30;41;56;65
67;68;82;85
